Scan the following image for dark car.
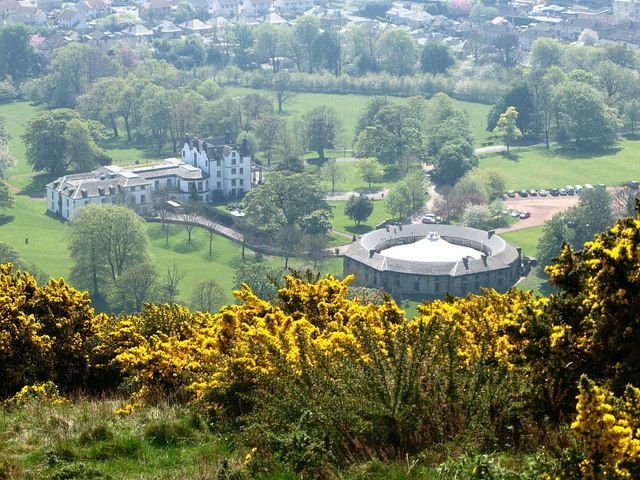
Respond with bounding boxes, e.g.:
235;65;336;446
519;211;531;219
550;189;559;196
506;190;516;198
518;190;528;197
629;181;639;190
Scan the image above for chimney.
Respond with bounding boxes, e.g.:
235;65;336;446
369;249;375;258
241;138;249;156
224;129;231;144
462;256;469;269
481;254;487;266
386;225;390;232
488;230;495;238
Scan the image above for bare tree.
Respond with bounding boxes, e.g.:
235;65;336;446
321;158;344;195
182;208;199;244
612;186;639;218
159;264;185;304
190;279;226;313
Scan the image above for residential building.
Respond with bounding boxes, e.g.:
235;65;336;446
154;19;182;37
213;0;241;16
6;5;46;24
37;0;62;12
46;159;214;221
274;0;313;15
57;8;89;30
139;0;171;21
181;135;252;201
244;0;271;16
178;18;212;32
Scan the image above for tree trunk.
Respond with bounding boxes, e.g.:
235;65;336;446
111;119;119;138
124;116;131;141
277;96;283;113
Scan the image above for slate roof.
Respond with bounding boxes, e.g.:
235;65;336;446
345;224;520;277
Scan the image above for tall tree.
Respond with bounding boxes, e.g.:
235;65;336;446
493;106;522;153
530;37;563;69
256;23;281;72
355;157;384;188
0;24;41;84
67;204;150;299
0;116;15;178
487;80;537;137
303;105;341;161
376;29;417;76
190;279;226;313
624;99;640;135
255;113;285;165
107;261;157;313
244;171;332;233
77;77;128;138
294;15;320;73
23;109;79;176
492;32;518;67
321;158;344;195
63;118;104;171
420;41;455;74
271;70;295;113
345;194;373;226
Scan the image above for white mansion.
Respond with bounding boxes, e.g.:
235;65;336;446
46;136;256;220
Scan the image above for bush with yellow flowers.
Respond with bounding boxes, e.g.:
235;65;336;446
0;264;96;398
546;202;640;393
565;375;640;479
7;381;68;407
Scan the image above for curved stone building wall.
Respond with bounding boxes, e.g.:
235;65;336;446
343;224;522;298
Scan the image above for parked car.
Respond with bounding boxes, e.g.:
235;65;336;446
506;190;516;198
518;190;528;197
585;184;594;190
566;185;575;195
529;189;538;196
628;181;639;190
597;183;606;188
538;189;549;197
550;188;559;196
510;210;521;218
559;188;567;196
519;211;531;219
575;185;584;194
421;216;437;224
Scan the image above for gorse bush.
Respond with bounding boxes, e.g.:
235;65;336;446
7;205;640;475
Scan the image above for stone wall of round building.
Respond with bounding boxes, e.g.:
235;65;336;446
343;224;522;298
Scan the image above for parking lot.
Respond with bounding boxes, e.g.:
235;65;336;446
497;193;579;233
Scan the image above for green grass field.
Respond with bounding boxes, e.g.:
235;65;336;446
224;86;493;145
311;159;397;193
500;225;544;257
479;140;640;190
329;199;389;235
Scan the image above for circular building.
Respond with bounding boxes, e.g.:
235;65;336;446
343;224;522;298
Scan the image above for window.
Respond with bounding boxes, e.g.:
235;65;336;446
239;168;243;174
231;179;236;186
217;171;221;178
217;182;221;189
239;179;243;186
206;180;209;189
232;157;236;166
231;168;236;175
140;194;146;204
66;198;69;207
197;181;202;190
140;185;146;190
167;178;172;187
414;280;420;291
155;180;159;188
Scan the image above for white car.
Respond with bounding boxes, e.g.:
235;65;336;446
585;184;594;190
538;189;549;197
421;215;437;224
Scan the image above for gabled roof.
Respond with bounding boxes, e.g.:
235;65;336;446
121;23;153;35
143;0;170;9
154;19;181;32
58;7;83;20
207;15;233;28
263;10;286;24
179;18;212;30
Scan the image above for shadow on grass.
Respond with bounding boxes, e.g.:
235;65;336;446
172;239;202;254
344;224;373;235
499;151;521;162
18;173;54;198
623;133;640;141
0;214;15;226
553;144;623;160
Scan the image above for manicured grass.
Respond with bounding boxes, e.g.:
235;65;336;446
309;159;396;193
0;102;40;179
500;225;544;257
224;86;493;145
329;199;389;235
478;140;640;190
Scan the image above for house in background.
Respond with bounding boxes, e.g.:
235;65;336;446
139;0;171;21
6;5;46;24
58;8;89;30
274;0;313;15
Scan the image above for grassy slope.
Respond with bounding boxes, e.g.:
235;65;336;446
479;140;640;190
224;86;493;145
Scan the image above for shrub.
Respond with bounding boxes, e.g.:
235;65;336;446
143;419;194;447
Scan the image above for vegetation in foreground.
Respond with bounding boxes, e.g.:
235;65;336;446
5;204;640;478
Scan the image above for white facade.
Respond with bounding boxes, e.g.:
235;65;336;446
275;0;313;14
181;137;252;200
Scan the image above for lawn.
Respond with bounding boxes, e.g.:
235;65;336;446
500;225;544;257
329;198;389;235
478;139;640;190
309;158;397;193
224;86;493;145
